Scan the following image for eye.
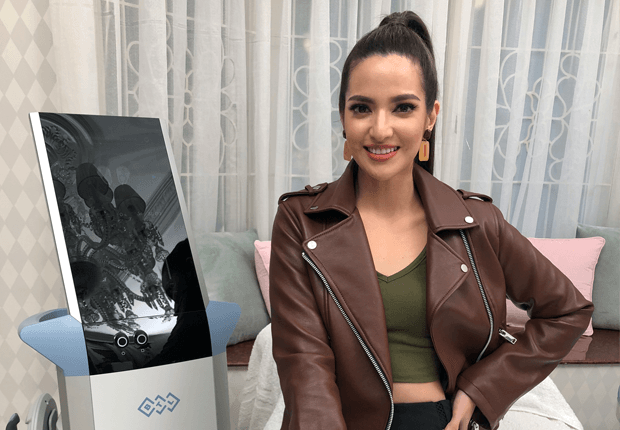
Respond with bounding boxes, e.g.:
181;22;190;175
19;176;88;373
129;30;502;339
395;103;416;113
349;104;370;114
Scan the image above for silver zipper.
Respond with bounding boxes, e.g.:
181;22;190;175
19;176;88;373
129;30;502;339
459;230;495;362
499;328;517;344
302;252;394;430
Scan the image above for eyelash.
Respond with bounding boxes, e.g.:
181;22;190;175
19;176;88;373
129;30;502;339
396;103;415;113
350;104;370;114
349;103;416;114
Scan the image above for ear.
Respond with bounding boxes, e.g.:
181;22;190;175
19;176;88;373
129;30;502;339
426;100;440;130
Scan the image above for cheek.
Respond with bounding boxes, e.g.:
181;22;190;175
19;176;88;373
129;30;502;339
397;121;425;141
404;125;421;138
343;116;366;139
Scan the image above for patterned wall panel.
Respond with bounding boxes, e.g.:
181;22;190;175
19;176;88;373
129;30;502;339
550;364;620;430
0;0;65;425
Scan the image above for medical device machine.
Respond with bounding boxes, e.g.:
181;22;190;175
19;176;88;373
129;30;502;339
19;113;240;430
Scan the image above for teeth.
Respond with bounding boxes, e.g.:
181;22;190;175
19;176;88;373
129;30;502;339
367;147;397;155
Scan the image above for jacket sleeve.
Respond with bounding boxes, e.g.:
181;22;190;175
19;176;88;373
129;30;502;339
269;202;347;430
455;204;594;430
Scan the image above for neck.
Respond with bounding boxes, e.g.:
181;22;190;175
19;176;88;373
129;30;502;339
355;165;422;217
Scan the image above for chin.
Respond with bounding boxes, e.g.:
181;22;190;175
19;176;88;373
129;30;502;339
357;164;415;184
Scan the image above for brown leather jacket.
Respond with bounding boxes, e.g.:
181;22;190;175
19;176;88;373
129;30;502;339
269;161;593;430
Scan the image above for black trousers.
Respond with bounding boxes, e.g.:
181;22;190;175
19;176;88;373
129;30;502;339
391;399;452;430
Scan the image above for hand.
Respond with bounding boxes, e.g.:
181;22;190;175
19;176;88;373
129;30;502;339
444;390;476;430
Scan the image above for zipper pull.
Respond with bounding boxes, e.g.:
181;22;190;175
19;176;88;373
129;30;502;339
499;328;517;344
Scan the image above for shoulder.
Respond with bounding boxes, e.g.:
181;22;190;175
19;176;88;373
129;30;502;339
414;165;497;226
456;188;504;239
274;182;331;226
457;189;498;216
272;182;331;240
457;189;493;203
278;183;329;204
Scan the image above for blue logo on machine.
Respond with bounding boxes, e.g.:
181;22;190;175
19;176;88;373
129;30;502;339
138;393;180;417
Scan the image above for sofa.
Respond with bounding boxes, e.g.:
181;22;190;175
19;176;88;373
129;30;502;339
194;224;620;429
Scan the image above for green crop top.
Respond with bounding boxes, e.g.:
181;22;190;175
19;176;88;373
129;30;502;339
377;248;441;383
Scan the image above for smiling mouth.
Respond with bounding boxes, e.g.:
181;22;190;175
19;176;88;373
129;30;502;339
365;146;399;154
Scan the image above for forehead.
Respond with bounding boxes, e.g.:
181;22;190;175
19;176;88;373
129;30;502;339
347;54;424;96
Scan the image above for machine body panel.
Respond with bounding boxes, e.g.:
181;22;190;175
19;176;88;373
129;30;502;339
90;357;218;429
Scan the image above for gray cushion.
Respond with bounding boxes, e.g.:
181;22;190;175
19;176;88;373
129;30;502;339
576;224;620;330
194;230;270;345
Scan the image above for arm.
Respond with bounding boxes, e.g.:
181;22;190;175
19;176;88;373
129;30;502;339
456;204;594;430
269;202;347;430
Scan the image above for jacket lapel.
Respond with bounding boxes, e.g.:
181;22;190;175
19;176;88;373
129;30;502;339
300;162;393;381
412;166;479;324
425;232;470;324
303;210;393;383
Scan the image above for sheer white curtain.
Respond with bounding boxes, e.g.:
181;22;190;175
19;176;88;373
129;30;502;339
49;0;273;236
451;0;620;237
47;0;620;240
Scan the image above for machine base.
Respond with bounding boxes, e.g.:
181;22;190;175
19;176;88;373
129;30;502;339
57;353;229;430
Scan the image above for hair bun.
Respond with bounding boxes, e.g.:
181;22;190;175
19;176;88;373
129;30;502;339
379;11;433;54
407;18;427;38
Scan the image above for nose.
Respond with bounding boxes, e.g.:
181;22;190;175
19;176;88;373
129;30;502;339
369;109;393;142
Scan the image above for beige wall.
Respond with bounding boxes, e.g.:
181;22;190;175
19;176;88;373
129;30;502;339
0;0;65;424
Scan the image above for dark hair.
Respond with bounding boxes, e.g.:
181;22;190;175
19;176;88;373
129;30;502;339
339;11;438;174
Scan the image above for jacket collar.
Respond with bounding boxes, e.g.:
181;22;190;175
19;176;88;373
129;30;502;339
304;161;478;232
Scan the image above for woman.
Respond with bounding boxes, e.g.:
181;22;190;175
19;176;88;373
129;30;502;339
269;11;592;430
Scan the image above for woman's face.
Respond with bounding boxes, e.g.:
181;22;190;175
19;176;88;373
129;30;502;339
341;54;439;184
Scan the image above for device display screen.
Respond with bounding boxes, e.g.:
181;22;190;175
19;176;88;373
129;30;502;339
31;113;212;374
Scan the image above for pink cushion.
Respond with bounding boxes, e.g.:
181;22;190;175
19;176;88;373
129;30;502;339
506;237;605;336
254;240;272;317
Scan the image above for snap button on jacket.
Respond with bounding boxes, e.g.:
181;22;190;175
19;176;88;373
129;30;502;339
269;162;593;430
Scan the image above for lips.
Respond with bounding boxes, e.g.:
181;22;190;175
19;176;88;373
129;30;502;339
365;146;399;162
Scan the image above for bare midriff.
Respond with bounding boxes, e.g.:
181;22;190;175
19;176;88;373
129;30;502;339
393;380;446;403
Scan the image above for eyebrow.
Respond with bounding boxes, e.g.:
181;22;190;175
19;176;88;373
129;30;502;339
347;94;421;103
